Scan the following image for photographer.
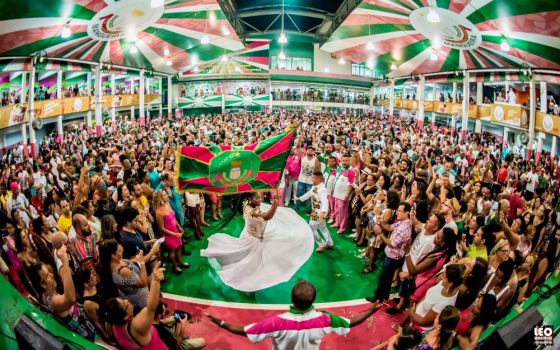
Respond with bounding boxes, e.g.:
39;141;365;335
153;302;205;350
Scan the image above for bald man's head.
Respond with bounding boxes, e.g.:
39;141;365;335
291;280;316;311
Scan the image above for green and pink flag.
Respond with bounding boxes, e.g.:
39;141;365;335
175;130;295;195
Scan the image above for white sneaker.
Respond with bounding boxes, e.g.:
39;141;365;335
352;228;357;233
349;233;357;238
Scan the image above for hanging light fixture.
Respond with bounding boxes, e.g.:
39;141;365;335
338;57;346;65
200;35;210;45
430;52;438;61
235;66;241;72
278;51;286;60
500;37;510;52
390;63;397;70
221;55;228;63
130;44;138;54
432;36;442;49
61;25;71;39
278;0;288;43
427;9;440;23
324;67;330;73
193;66;199;72
166;60;172;66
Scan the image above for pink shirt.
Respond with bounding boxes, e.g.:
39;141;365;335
286;155;301;178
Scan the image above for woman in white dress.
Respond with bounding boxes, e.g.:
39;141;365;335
201;191;314;292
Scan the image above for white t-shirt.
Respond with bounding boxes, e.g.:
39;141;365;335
415;281;458;330
298;156;317;185
402;226;436;273
525;172;539;193
185;192;201;207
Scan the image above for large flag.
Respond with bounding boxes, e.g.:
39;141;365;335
175;130;295;195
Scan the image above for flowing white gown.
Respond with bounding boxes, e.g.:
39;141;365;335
201;203;314;292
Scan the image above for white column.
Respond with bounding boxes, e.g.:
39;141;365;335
268;79;272;113
451;114;456;134
551;136;557;162
111;74;116;129
130;76;135;94
461;71;469;141
452;82;457;103
130;105;135;125
85;72;92;134
139;70;145;125
536;132;544;162
389;79;395;117
159;77;163;120
527;75;536;159
417;75;425;128
94;66;103;137
540;81;547;113
57;71;63;99
475;81;483;133
20;73;27;103
21;124;28;159
167;76;172;119
503;127;509;147
27;65;36;159
57;115;63;145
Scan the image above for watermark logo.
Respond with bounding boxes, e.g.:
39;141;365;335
534;325;553;347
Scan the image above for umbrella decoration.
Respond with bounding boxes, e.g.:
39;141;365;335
321;0;560;78
0;0;244;73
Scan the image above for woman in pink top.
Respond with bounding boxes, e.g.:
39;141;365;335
153;190;187;274
107;262;169;350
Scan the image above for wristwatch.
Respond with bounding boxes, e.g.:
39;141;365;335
219;320;226;327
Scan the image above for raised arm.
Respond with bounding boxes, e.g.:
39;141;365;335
262;195;279;221
130;262;165;337
206;314;247;336
50;246;76;313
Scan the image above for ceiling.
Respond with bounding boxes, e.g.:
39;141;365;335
0;0;559;78
218;0;359;43
321;0;560;78
0;0;244;73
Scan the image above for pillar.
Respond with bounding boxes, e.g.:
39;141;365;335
551;136;557;162
536;133;544;163
389;79;395;119
94;66;103;137
159;77;163;120
461;71;469;141
527;75;536;159
540;82;547;113
139;70;145;126
57;71;63;99
503;127;509;147
86;72;92;97
451;114;456;134
452;82;457;103
167;76;172;120
111;74;116;129
20;73;27;103
86;111;92;135
57;115;63;145
27;65;37;159
21;124;28;159
475;81;483;133
417;75;425;129
130;105;135;125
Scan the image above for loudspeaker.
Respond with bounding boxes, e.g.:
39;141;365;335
480;306;543;350
14;315;70;350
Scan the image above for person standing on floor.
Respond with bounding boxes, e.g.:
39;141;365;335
206;280;381;350
296;171;332;252
296;147;320;213
331;153;356;234
366;202;413;303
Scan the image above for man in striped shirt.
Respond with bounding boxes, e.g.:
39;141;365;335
206;280;381;350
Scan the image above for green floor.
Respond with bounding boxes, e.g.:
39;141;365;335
163;205;383;304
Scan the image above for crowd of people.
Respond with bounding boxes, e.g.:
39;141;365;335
0;110;559;350
272;88;370;104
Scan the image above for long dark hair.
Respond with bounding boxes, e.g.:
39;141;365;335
438;305;460;350
471;293;497;328
98;239;119;299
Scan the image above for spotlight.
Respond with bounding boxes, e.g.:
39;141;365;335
390;63;397;70
61;26;71;39
430;53;438;61
200;36;210;45
130;45;138;54
221;55;228;63
278;32;288;44
366;41;375;51
166;60;172;66
278;51;286;60
338;57;346;64
427;9;440;23
324;67;330;73
500;38;510;52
